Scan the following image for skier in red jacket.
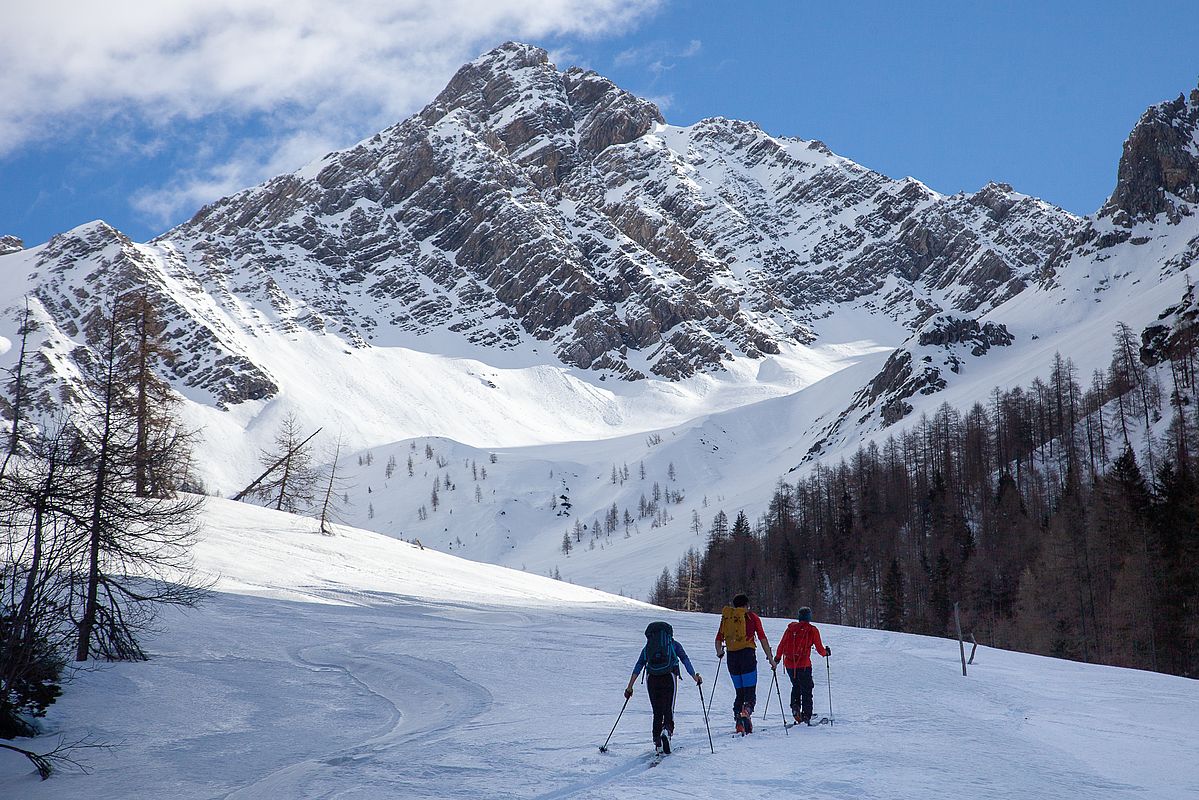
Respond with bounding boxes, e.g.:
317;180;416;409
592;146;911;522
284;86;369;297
773;606;830;725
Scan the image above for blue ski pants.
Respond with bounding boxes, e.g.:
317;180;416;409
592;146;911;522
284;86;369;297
726;648;757;718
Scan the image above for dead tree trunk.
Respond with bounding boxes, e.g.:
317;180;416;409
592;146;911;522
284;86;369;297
75;311;121;662
231;428;322;502
954;601;967;676
318;434;344;535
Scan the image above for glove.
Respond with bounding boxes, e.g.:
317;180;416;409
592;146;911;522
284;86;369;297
624;687;633;699
694;673;703;686
716;645;725;658
825;646;832;657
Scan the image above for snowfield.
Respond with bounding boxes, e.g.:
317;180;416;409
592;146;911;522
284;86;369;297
2;499;1196;798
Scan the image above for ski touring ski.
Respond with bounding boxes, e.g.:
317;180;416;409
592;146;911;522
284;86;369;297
783;717;831;729
648;746;678;767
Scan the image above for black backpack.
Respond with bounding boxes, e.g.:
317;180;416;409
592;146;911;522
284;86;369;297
644;621;679;676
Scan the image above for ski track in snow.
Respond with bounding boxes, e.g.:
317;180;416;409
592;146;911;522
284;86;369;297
1;501;1196;799
224;636;491;800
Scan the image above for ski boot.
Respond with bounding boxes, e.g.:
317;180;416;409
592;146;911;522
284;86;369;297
660;729;671;754
740;702;754;734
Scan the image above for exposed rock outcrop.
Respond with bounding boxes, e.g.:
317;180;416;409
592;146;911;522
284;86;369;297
1102;86;1199;227
145;43;1080;386
1142;281;1199;366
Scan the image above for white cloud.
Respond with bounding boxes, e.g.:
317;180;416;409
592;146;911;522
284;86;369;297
130;126;346;227
613;38;702;73
547;46;588;72
0;0;663;227
644;94;675;112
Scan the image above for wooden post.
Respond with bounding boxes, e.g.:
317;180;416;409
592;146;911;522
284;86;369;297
954;602;967;676
968;632;978;665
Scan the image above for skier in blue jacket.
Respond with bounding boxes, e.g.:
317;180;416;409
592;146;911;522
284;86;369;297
624;621;702;755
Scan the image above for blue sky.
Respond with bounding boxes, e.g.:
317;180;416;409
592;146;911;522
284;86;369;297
2;1;1197;247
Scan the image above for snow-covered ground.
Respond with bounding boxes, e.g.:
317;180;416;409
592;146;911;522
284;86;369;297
330;345;893;597
3;499;1196;798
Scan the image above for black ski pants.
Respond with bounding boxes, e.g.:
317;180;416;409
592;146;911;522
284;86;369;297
786;666;815;720
646;672;677;745
726;647;757;719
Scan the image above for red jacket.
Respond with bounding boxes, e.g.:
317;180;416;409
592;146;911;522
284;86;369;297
775;621;828;669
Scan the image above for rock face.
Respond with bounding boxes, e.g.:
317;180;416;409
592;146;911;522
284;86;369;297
143;42;1080;390
417;41;664;188
800;83;1199;458
805;312;1016;456
24;222;278;409
1142;281;1199;366
917;315;1014;355
3;44;1197;457
1102;87;1199;227
0;235;22;255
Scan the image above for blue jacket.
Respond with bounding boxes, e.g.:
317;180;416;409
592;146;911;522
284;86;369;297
631;640;696;678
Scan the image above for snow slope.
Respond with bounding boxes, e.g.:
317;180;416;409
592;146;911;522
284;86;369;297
321;230;1199;598
2;499;1195;798
0;222;901;496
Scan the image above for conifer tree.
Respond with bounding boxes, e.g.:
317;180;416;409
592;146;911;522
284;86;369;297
880;558;905;631
72;298;205;662
256;413;319;513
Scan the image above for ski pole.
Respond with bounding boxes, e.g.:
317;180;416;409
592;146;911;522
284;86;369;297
826;654;834;725
705;655;723;716
773;666;788;736
599;694;631;752
761;667;775;718
697;680;715;754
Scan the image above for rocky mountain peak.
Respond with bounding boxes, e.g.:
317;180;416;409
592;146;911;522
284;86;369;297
561;67;663;157
145;41;1086;391
1101;85;1199;226
0;235;23;255
418;41;661;187
40;221;131;266
420;41;555;127
968;181;1018;216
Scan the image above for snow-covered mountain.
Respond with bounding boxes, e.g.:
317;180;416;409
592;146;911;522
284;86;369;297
1;43;1198;597
2;499;1196;797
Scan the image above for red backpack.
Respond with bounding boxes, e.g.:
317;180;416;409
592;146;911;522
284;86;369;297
783;621;813;659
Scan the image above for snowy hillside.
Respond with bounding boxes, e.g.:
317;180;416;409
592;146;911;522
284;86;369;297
323;314;899;595
1;44;1197;598
1;499;1196;798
